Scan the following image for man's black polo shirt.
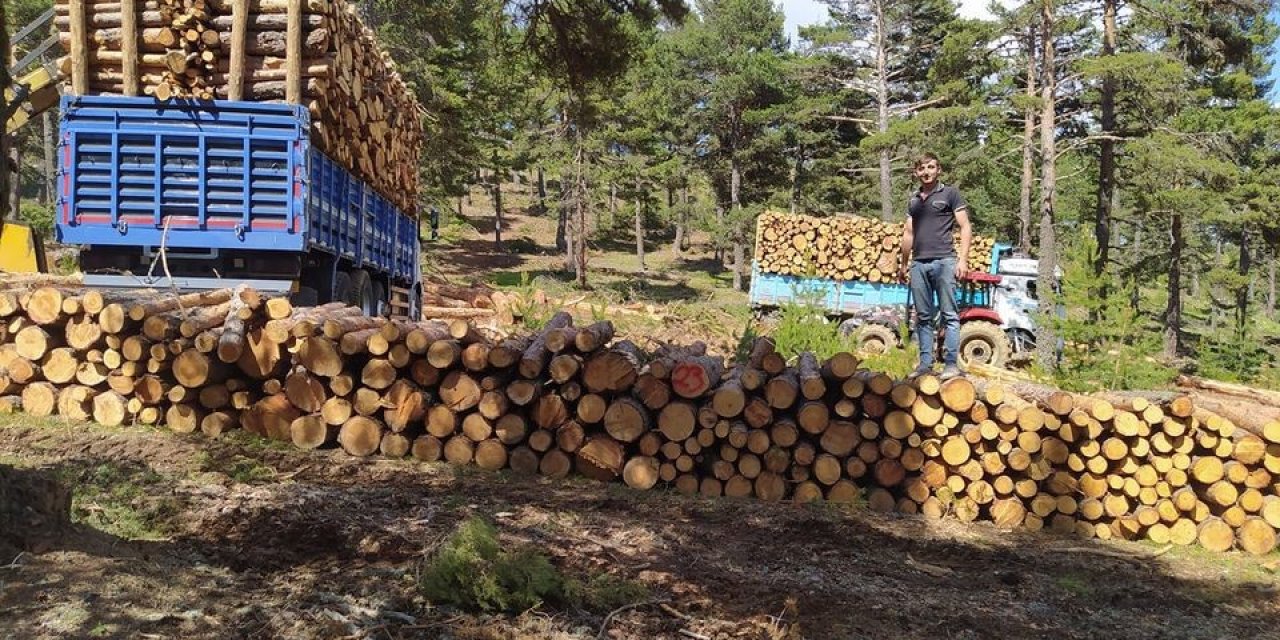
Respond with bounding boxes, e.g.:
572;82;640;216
907;182;967;261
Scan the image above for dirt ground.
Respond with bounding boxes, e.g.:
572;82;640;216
2;416;1279;640
3;194;1279;638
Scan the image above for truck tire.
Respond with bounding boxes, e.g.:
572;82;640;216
409;284;423;321
349;269;375;316
855;324;898;354
959;321;1012;369
332;271;353;306
372;280;387;317
291;285;319;308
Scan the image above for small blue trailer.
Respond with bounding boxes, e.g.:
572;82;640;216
54;95;422;318
749;243;1046;367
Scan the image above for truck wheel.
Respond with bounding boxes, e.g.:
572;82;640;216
409;284;423;321
349;269;375;316
959;321;1013;369
291;286;319;308
372;280;387;317
855;324;898;354
332;271;353;306
837;319;859;336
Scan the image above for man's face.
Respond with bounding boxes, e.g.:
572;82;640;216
915;159;940;185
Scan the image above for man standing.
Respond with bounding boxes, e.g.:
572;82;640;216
899;152;971;380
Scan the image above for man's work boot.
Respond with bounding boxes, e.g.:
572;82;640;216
908;363;934;379
939;364;963;381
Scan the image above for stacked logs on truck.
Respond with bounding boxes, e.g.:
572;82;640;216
54;0;423;212
1;284;1278;555
754;211;996;283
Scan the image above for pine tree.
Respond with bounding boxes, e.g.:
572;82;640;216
810;0;960;221
672;0;790;290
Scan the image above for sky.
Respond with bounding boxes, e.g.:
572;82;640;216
780;0;995;45
1271;6;1280;101
781;1;1280;100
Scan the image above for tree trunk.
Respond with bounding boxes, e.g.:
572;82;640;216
42;111;54;206
608;182;617;229
1237;228;1251;338
0;0;10;226
9;131;22;219
714;203;725;263
573;129;587;287
874;0;893;222
1034;0;1058;369
634;176;646;272
1164;212;1183;358
557;172;569;255
491;170;504;250
537;166;546;215
1093;0;1117;304
730;148;744;291
1130;222;1142;313
790;144;803;215
1267;238;1276;320
1018;25;1036;256
673;182;688;258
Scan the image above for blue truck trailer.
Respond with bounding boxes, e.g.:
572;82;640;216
749;243;1047;367
53;95;423;318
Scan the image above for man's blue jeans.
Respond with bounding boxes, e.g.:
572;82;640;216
910;257;959;367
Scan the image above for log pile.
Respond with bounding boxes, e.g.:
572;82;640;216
55;0;423;212
1;283;1277;555
754;211;996;283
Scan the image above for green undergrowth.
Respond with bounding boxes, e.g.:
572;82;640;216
769;300;857;360
419;517;648;614
62;462;180;541
191;450;277;484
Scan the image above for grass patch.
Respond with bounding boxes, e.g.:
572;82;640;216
420;517;650;614
229;459;278;483
566;571;650;611
1055;573;1092;597
192;450;276;483
64;462;179;541
219;429;294;453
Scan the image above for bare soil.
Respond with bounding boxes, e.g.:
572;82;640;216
1;417;1278;640
3;192;1278;638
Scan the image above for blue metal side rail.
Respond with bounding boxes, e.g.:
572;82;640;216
304;152;418;283
56;95;306;251
748;244;1008;314
55;95;419;285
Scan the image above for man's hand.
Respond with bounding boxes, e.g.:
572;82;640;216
899;263;910;282
955;259;969;280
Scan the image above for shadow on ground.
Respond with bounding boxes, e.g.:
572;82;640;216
1;422;1277;640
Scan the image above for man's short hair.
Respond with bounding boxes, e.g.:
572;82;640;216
914;152;941;169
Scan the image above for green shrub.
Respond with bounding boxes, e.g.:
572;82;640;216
1048;236;1177;392
1253;365;1280;392
1197;328;1271;384
859;327;919;379
770;297;857;361
16;201;54;237
419;517;566;613
1051;340;1176;393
